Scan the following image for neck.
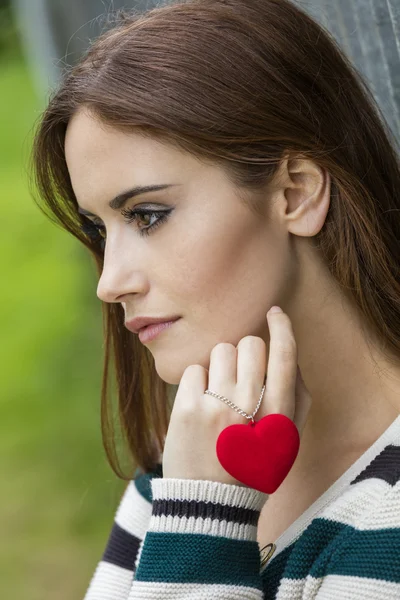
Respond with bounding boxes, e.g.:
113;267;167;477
284;242;400;462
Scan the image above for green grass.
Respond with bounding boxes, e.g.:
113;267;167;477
1;57;126;599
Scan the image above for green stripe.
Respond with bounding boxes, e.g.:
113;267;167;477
134;531;263;588
261;543;296;599
282;517;400;583
282;518;345;579
134;465;163;504
324;527;400;582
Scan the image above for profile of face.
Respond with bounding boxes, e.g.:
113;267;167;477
65;108;330;385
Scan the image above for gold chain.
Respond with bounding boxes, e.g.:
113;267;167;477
260;542;276;567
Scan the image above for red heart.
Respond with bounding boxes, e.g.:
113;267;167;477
216;413;300;494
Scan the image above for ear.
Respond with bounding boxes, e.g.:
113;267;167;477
275;156;331;238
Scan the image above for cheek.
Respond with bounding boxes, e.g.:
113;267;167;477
168;219;288;342
150;229;291;385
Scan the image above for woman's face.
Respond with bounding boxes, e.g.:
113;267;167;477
65;108;294;384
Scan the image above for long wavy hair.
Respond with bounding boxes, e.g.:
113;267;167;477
31;0;400;479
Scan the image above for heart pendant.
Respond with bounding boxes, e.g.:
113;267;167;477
216;413;300;494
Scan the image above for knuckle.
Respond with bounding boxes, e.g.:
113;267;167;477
211;342;236;355
275;340;297;360
183;364;206;378
237;335;265;349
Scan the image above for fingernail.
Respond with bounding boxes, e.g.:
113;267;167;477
268;306;283;315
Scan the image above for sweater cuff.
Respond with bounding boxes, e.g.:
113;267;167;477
150;477;268;540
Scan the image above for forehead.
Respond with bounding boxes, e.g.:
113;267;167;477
64;108;201;206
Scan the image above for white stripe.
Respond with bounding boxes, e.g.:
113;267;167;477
367;481;400;529
151;478;268;511
322;479;400;530
115;480;152;539
83;560;134;600
128;580;264;599
134;536;146;571
277;574;400;599
318;477;390;526
147;513;259;541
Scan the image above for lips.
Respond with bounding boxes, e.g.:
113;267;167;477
125;316;181;334
138;318;180;343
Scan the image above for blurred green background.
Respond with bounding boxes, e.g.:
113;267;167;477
1;3;126;598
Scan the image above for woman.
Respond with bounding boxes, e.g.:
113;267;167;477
31;0;400;598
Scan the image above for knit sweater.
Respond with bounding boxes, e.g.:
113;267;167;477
83;414;400;599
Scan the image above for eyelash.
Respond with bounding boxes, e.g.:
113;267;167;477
79;207;171;249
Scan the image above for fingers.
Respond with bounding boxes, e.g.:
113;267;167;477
207;343;237;395
179;308;307;429
264;309;298;421
236;336;267;414
207;337;267;418
177;364;209;413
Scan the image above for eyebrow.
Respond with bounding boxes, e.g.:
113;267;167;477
77;184;179;217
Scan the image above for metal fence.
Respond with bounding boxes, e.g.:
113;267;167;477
12;0;400;146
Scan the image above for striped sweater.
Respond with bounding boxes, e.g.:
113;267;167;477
84;414;400;599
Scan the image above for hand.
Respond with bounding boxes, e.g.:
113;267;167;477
162;307;312;488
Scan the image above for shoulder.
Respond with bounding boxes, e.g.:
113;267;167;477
325;440;400;531
308;442;400;595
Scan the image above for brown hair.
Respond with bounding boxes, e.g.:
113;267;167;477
31;0;400;479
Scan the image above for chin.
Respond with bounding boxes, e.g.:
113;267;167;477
153;360;184;385
152;337;213;386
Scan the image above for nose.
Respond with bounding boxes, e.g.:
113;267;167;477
96;249;149;304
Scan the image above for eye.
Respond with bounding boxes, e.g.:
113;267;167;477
79;220;106;251
78;207;172;250
120;207;171;237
